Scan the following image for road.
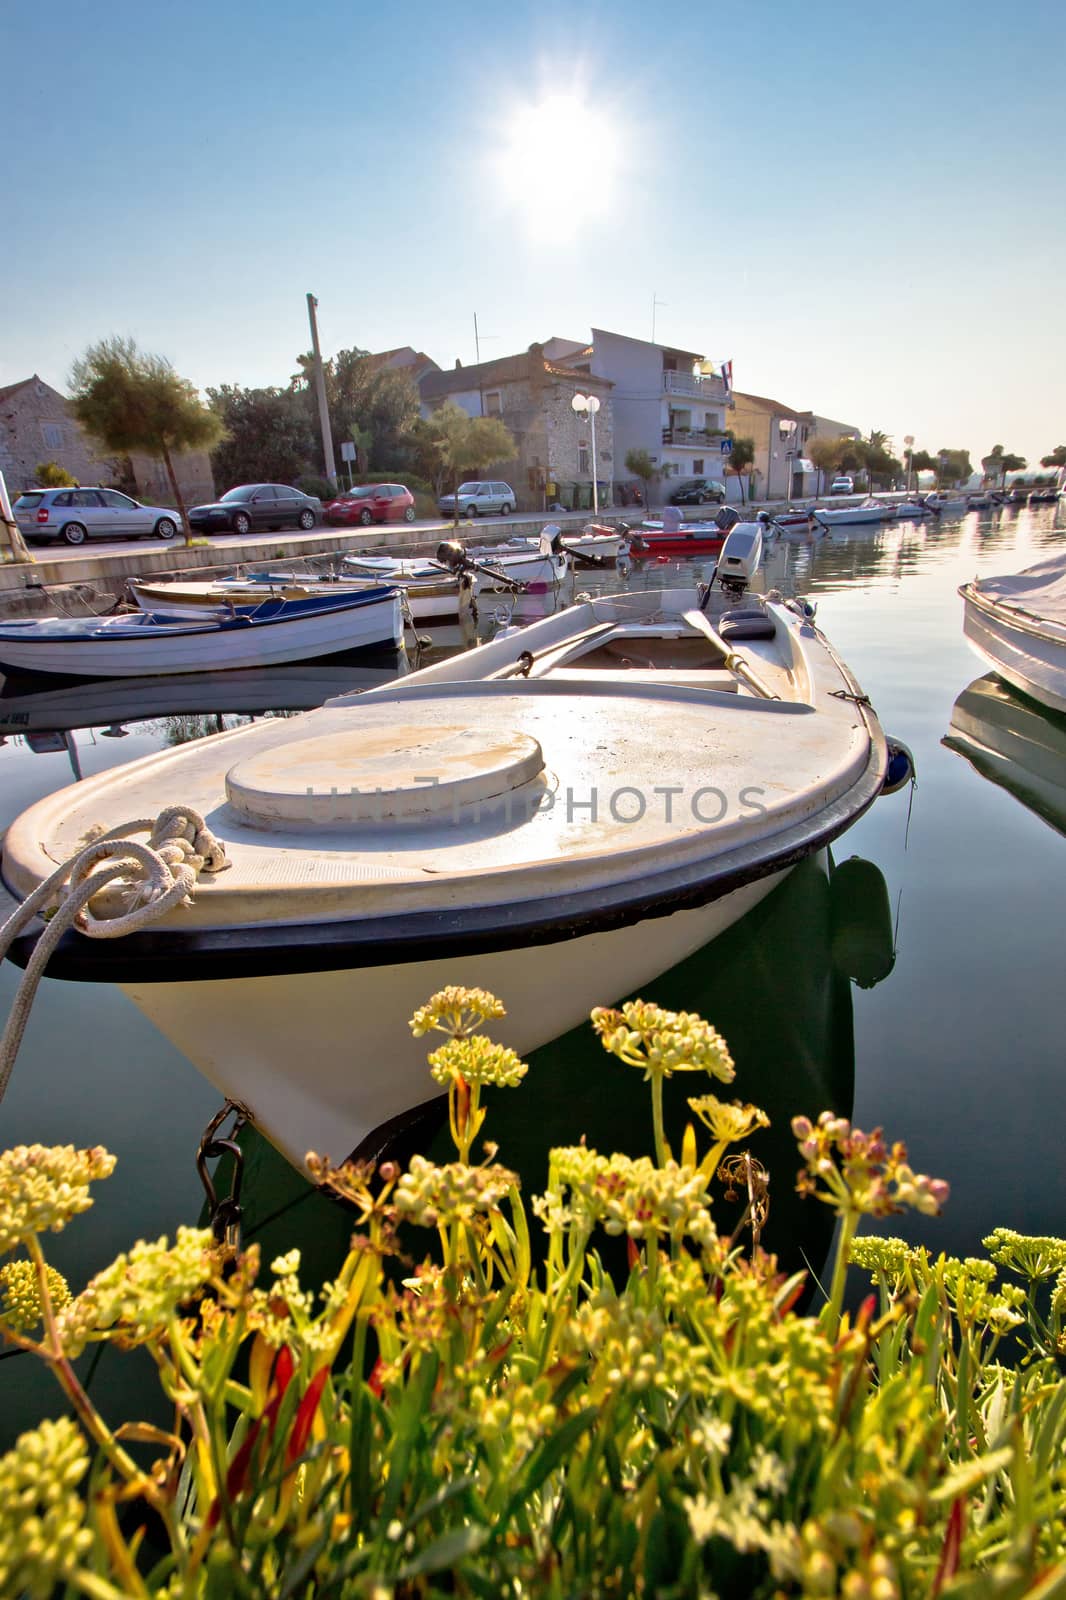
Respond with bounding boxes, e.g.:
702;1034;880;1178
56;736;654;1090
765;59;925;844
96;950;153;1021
19;505;651;567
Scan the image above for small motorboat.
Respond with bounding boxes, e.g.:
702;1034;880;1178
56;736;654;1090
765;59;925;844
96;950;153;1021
812;501;892;528
133;567;476;627
503;523;625;563
2;525;894;1171
892;500;935;520
0;587;403;679
460;541;569;588
959;551;1066;713
944;673;1066;839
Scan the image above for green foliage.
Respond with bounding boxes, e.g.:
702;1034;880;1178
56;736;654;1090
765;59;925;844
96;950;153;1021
207;384;318;489
429;404;516;521
624;447;656;486
69;337;223;541
34;461;77;488
1041;445;1066;468
936;447;973;485
295;474;340;501
724;436;755;501
292;347;422;473
982;445;1028;483
1;993;1064;1597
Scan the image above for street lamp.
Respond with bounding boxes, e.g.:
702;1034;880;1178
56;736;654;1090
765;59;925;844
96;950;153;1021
571;393;601;515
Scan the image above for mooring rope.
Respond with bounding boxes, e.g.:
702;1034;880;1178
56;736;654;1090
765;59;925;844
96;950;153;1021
0;806;229;1105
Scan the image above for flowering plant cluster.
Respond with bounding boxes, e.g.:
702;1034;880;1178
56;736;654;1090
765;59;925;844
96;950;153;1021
0;989;1062;1598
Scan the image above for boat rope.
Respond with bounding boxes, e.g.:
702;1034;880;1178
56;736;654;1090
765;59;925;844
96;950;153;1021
0;806;229;1107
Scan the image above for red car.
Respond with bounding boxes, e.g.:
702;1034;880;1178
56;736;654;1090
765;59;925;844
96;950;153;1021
323;483;416;526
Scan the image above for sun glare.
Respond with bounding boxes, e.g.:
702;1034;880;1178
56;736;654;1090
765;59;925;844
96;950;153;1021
493;90;622;232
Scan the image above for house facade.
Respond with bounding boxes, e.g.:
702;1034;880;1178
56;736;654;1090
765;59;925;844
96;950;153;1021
0;376;214;505
552;330;732;502
419;345;614;513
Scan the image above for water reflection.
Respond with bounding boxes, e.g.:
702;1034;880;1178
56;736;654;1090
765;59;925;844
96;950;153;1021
944;674;1066;839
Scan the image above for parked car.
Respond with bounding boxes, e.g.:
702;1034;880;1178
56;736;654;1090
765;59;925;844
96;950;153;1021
437;481;516;518
668;478;726;506
829;476;854;495
323;483;416;527
14;487;182;545
187;484;321;536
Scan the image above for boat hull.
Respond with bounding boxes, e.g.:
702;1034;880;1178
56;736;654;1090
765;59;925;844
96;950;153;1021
814;507;889;527
630;533;725;556
0;595;404;678
961;588;1066;714
119;872;785;1169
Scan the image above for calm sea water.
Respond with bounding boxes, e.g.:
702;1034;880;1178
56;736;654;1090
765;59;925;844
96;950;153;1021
2;505;1064;1439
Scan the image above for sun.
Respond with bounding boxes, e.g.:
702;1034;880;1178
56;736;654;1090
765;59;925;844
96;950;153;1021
492;90;623;232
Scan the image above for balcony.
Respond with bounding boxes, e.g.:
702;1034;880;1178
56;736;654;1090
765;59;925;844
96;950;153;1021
662;369;728;402
662;427;727;448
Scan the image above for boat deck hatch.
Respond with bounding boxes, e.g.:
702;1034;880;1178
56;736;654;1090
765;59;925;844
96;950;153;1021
572;636;727;671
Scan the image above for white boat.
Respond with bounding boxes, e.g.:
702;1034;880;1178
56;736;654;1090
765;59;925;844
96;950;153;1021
2;554;889;1172
460;544;569;588
0;588;404;679
812;502;891;529
944;673;1066;838
892;501;935;520
960;552;1066;713
504;526;624;561
137;565;474;625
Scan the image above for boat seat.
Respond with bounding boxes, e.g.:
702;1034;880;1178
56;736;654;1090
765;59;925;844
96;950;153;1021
546;667;739;691
718;609;777;641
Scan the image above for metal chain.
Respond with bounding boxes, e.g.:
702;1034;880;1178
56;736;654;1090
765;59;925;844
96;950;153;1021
196;1100;252;1250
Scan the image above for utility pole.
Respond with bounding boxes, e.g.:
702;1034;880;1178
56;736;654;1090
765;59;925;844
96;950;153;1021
306;292;336;483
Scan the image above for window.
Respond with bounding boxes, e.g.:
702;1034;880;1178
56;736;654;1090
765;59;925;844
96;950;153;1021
275;486;297;499
98;489;137;508
71;490;102;507
53;492;72;507
578;447;590;475
485;391;502;415
41;422;64;450
693;459;704;474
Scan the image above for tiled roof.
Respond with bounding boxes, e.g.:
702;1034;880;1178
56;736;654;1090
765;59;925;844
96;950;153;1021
731;391;811;423
420;351;611;400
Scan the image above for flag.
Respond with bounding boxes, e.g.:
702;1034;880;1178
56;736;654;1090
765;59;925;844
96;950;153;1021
721;359;733;395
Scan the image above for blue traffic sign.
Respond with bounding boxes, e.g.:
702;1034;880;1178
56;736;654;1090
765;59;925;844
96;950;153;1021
720;438;733;455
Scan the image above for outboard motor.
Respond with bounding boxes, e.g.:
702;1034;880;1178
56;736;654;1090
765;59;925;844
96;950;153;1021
715;522;763;599
715;505;742;533
539;523;564;555
435;540;470;572
661;505;683;534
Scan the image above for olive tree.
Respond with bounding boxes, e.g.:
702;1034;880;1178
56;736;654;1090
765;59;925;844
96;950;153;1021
724;436;755;503
70;338;223;543
429;403;515;526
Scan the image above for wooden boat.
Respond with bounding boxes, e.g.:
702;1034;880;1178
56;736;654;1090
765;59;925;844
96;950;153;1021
135;564;473;625
944;673;1066;838
960;552;1066;713
0;587;403;679
2;572;890;1171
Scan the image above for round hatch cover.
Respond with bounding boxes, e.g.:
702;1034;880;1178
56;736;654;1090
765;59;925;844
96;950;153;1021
226;723;545;827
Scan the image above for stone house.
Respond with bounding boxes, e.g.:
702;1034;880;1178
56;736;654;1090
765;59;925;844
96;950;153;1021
0;376;214;505
418;345;614;513
729;393;862;500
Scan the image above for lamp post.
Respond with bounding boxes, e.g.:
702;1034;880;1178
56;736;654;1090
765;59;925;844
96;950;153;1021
571;392;601;515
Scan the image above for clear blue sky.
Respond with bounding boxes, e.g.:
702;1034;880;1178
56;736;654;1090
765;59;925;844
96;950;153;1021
3;0;1063;466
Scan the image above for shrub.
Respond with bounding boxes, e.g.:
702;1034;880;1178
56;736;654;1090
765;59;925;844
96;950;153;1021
294;474;338;501
0;995;1063;1597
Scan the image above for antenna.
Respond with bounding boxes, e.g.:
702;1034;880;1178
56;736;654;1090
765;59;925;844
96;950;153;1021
472;313;500;416
651;291;667;344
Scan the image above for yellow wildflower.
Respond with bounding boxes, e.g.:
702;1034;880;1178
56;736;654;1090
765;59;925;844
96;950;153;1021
409;987;506;1038
591;1000;735;1082
0;1417;92;1598
0;1259;71;1335
688;1095;769;1143
0;1145;116;1252
427;1035;528;1089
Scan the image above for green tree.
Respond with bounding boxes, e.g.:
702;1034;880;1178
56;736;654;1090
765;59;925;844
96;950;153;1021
935;448;973;486
861;433;902;488
1041;444;1066;468
291;348;421;474
34;461;78;488
724;436;755;503
981;445;1026;487
70;337;223;543
809;436;844;481
910;450;937;474
624;447;656;509
429;403;516;526
206;385;317;489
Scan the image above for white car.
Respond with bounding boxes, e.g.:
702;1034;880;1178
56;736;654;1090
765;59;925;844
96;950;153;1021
15;487;181;545
437;481;516;518
829;476;854;496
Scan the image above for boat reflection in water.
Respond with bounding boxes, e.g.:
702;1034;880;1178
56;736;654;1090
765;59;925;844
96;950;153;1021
943;673;1066;838
224;851;896;1288
0;661;407;777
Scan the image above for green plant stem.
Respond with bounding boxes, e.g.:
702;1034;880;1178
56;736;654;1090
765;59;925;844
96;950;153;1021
650;1073;669;1167
823;1211;859;1337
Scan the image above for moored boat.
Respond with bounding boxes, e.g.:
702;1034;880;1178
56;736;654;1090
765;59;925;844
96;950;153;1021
813;502;892;528
2;558;891;1171
959;551;1066;713
0;587;404;679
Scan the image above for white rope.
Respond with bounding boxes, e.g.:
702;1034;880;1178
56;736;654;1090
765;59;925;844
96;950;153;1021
0;806;229;1105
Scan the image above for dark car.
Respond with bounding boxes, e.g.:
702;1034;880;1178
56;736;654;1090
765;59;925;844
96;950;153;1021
668;478;726;506
187;484;321;535
322;483;416;527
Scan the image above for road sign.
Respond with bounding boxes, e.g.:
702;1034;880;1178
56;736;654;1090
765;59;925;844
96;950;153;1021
340;441;356;462
720;438;733;455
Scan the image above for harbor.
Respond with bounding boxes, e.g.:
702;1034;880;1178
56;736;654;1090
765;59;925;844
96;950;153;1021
3;499;1064;1434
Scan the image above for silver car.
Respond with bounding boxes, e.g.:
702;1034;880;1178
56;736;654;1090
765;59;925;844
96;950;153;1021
14;487;182;545
437;480;516;518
